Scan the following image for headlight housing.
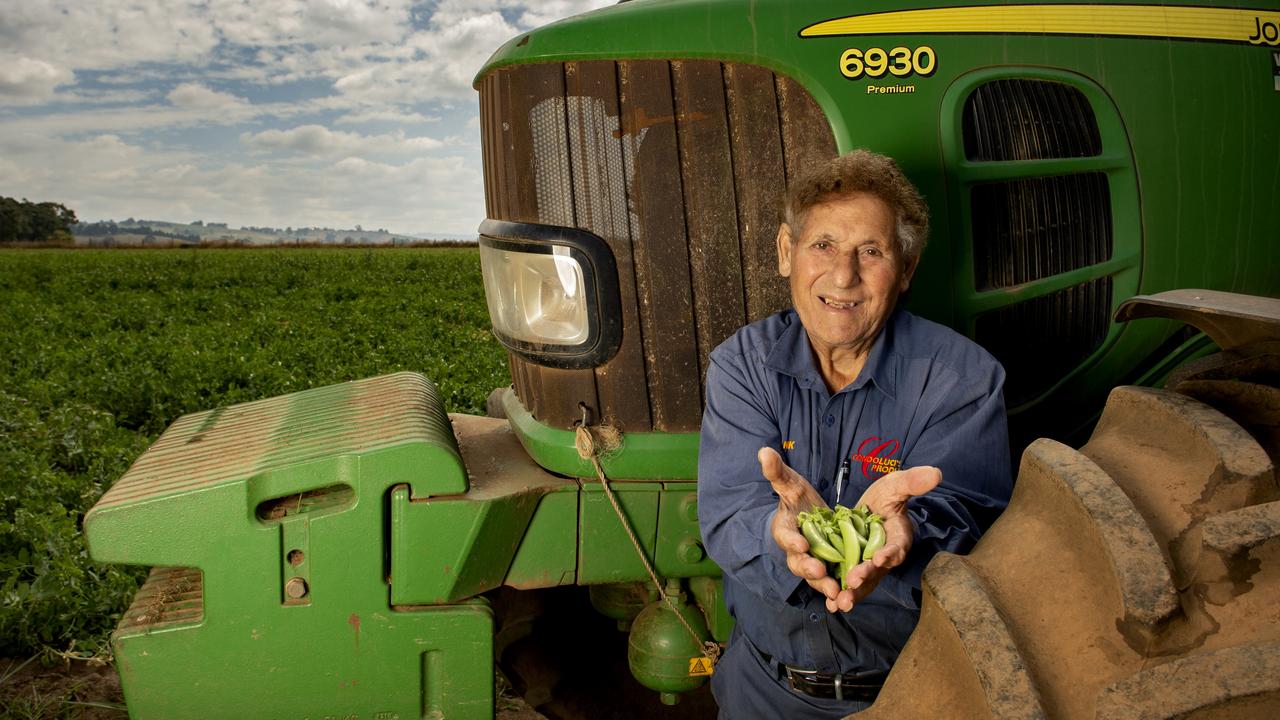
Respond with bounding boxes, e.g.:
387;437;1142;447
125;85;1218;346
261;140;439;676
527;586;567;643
478;219;621;369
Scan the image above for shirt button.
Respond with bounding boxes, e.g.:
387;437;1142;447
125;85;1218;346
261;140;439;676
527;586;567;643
809;613;820;623
825;415;835;426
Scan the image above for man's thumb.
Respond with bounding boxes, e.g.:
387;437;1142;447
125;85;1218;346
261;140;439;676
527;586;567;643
894;465;942;498
758;446;795;490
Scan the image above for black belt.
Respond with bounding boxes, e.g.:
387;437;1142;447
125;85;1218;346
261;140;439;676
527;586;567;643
755;645;885;702
780;665;884;702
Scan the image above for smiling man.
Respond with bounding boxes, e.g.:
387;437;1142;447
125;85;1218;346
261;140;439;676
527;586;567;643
698;150;1013;718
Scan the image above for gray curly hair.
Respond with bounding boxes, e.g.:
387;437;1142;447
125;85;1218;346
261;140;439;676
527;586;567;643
782;149;929;266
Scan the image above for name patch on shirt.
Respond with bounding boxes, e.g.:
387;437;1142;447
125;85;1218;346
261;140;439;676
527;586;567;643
852;436;902;478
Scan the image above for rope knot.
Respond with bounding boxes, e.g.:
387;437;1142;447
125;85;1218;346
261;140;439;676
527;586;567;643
574;425;596;460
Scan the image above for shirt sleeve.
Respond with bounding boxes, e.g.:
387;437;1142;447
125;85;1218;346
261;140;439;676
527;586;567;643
698;351;806;606
877;359;1013;608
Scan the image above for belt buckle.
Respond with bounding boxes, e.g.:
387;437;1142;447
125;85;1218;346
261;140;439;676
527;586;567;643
783;665;843;701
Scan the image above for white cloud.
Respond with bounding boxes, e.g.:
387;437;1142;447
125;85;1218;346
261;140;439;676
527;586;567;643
0;2;219;73
240;124;446;157
336;108;441;125
167;83;250;111
0;56;74;103
206;0;414;48
0;1;618;234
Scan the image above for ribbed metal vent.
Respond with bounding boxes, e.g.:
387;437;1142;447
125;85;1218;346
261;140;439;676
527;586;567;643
971;173;1112;289
975;278;1113;406
963;79;1102;161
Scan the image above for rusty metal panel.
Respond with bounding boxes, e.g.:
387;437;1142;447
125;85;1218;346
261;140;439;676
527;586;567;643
506;63;601;427
619;59;702;431
564;60;652;431
725;63;791;323
673;59;748;387
485;70;534;419
777;74;838;186
479;61;834;431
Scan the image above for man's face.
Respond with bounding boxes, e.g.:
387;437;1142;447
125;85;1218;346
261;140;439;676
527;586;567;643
777;192;916;360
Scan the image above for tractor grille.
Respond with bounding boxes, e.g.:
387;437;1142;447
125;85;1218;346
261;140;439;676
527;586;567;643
480;60;836;431
971;173;1112;289
976;278;1113;407
963;78;1113;406
963;79;1102;161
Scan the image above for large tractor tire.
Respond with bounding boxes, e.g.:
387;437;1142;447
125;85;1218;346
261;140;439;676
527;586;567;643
861;339;1280;719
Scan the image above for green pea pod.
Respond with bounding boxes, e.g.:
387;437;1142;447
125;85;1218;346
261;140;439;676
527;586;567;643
824;527;845;555
834;509;862;590
847;511;866;538
801;518;845;563
861;521;886;562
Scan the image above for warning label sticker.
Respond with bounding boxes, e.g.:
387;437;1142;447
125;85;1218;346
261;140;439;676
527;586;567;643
688;657;715;677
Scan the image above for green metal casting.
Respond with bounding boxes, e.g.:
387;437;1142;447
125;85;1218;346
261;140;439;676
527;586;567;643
501;386;699;480
85;373;494;719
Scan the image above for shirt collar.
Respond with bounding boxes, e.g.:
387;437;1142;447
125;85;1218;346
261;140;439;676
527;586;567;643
764;308;899;400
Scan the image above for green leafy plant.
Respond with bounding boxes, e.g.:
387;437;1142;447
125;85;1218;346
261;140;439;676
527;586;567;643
0;248;510;659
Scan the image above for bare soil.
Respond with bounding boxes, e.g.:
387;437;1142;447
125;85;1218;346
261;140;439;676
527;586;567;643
0;657;126;719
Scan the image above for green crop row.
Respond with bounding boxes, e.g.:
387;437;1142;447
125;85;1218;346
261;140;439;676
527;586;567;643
0;248;511;659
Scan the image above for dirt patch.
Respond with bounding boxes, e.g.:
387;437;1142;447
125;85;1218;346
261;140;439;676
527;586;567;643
0;657;126;719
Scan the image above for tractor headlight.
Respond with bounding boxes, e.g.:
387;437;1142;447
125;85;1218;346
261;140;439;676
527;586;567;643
478;219;621;369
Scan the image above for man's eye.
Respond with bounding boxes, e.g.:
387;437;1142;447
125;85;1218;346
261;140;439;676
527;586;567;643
862;246;883;257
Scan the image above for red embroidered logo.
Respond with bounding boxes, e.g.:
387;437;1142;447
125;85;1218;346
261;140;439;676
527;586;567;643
852;436;902;478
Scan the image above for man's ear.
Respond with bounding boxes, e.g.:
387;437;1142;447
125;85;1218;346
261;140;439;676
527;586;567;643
776;223;793;277
899;255;919;292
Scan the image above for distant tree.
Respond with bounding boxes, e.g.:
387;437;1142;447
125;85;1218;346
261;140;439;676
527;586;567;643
0;196;77;243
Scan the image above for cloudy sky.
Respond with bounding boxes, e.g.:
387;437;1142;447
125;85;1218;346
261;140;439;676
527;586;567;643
0;0;613;236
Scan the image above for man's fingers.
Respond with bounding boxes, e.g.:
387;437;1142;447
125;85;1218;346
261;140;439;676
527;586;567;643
871;543;907;569
774;519;809;555
787;552;827;581
807;575;840;602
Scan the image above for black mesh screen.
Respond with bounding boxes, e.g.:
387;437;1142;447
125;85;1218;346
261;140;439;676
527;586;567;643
971;173;1112;290
963;79;1102;161
975;278;1113;407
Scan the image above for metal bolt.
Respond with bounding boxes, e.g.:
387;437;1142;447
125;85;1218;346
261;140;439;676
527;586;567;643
677;539;705;564
285;577;309;600
680;494;698;523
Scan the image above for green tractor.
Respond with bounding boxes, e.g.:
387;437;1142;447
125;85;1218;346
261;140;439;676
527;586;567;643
86;1;1280;717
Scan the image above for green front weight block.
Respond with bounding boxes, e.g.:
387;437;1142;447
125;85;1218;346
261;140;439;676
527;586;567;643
86;373;494;720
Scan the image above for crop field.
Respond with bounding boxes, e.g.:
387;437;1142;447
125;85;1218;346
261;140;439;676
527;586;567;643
0;248;510;666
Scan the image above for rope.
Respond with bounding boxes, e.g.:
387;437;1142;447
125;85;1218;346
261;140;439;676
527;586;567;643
574;420;721;665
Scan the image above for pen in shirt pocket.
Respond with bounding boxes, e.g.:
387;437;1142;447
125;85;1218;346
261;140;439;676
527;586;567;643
834;457;851;507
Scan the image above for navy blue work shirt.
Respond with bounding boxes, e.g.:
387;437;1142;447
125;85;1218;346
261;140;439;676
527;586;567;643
698;308;1012;689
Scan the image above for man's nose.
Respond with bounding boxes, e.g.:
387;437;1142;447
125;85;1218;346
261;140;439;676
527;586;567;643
830;250;861;287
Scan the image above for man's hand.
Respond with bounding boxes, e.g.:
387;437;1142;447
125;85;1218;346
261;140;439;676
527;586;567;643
760;446;941;613
760;447;843;607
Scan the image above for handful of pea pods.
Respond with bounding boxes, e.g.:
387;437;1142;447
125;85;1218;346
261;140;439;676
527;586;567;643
796;505;886;590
